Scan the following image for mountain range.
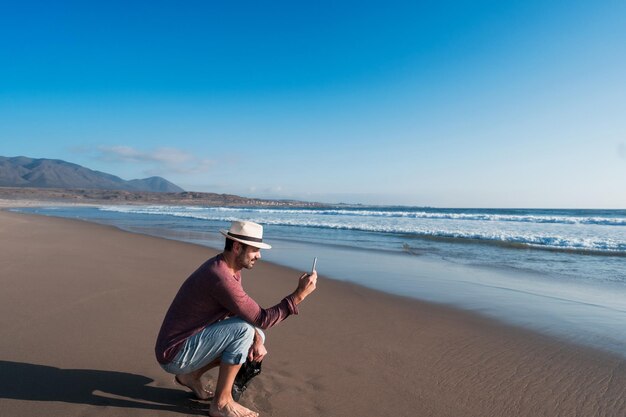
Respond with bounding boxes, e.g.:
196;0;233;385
0;156;184;193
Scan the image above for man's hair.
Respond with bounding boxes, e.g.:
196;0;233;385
224;238;248;252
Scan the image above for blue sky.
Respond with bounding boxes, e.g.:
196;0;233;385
1;1;625;207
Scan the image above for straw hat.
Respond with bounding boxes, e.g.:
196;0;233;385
220;221;272;249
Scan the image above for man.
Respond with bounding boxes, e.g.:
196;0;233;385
155;220;317;417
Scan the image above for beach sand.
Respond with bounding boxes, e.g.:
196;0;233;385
0;209;624;417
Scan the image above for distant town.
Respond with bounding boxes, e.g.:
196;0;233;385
0;187;326;207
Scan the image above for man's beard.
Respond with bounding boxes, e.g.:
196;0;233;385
236;250;255;269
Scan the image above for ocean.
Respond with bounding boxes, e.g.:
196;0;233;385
15;205;626;358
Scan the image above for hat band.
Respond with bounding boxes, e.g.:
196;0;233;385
227;232;263;243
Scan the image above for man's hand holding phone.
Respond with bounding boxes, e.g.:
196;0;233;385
292;257;318;305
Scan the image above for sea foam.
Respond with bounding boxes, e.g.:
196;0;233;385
97;205;626;254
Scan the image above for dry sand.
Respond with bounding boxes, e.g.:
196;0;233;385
0;209;624;417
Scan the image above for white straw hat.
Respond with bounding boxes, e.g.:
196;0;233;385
220;221;272;249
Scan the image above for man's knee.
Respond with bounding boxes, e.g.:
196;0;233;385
221;320;256;365
231;320;256;345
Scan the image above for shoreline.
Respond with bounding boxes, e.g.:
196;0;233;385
9;202;626;360
7;201;626;360
1;209;625;416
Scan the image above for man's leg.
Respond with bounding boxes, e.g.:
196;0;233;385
162;318;259;410
209;362;258;417
175;357;220;399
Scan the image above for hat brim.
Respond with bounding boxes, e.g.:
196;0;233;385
220;230;272;249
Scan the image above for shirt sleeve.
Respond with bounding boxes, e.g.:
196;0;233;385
212;277;299;329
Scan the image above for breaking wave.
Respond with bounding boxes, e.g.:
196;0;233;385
98;205;626;254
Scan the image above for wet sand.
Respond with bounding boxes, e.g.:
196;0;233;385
0;209;624;416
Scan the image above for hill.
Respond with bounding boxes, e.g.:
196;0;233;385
0;156;184;193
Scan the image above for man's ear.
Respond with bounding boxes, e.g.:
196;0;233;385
233;241;242;254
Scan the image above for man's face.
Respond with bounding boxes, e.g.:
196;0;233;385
235;243;261;270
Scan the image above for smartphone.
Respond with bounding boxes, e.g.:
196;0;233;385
311;257;317;273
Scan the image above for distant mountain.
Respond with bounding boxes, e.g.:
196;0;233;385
126;176;184;192
0;156;184;193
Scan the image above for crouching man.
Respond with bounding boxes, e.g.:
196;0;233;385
155;221;317;417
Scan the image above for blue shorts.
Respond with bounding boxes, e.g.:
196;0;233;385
160;317;265;374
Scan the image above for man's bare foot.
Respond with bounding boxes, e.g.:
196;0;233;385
174;374;214;400
209;400;259;417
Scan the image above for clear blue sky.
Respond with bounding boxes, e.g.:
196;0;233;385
1;0;625;207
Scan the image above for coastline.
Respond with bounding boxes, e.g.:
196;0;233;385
1;209;625;416
11;202;626;358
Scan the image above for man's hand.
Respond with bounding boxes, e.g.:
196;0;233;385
293;271;317;305
248;337;267;362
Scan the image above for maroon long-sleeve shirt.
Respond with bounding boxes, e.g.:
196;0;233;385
155;253;299;364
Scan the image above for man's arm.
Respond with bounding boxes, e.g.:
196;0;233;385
291;271;318;305
212;276;299;329
211;270;317;329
